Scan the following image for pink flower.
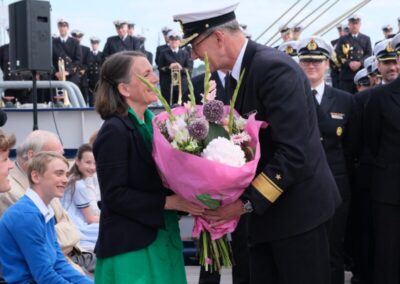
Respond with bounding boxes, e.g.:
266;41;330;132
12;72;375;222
231;132;251;145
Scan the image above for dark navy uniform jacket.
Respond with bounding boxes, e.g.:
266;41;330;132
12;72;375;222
365;77;400;205
335;33;372;81
102;35;141;59
315;85;354;199
52;36;82;85
235;40;341;243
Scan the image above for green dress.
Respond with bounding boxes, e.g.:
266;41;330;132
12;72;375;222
95;108;187;284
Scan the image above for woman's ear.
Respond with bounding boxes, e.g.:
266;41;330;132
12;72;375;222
117;83;130;98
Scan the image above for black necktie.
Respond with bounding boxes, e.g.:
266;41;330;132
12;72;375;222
311;89;319;106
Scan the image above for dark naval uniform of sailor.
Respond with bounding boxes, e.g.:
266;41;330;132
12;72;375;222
52;36;82;86
102;35;141;59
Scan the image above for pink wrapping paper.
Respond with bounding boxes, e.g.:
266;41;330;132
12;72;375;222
152;106;267;240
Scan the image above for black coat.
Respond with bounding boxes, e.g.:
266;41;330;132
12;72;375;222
335;33;372;81
351;89;375;193
315;85;354;198
236;40;341;243
185;71;228;104
102;35;141;59
364;77;400;205
93;114;167;258
155;44;169;66
87;50;103;89
52;37;82;85
157;48;191;104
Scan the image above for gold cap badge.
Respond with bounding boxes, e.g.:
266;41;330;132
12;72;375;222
307;39;317;51
285;45;294;54
386;42;395;52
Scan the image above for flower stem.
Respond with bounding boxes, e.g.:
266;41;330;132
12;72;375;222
228;69;245;134
137;74;175;121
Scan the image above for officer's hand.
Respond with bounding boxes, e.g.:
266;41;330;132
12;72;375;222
349;61;361;71
170;62;182;70
203;200;245;227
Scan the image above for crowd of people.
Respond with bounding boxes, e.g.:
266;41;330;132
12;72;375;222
0;3;399;284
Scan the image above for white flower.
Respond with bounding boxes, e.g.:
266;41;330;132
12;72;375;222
201;137;246;167
235;116;247;131
231;132;251;145
166;116;188;140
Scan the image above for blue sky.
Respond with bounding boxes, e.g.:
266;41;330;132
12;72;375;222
1;0;399;65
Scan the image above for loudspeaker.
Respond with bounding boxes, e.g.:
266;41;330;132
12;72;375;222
9;0;52;71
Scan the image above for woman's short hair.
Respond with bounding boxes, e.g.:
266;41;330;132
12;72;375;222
27;151;68;187
0;129;16;152
95;51;146;119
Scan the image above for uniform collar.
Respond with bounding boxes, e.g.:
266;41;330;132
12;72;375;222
231;39;249;81
25;188;55;223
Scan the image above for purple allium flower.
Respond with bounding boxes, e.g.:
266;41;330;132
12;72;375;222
203;100;224;122
188;119;209;140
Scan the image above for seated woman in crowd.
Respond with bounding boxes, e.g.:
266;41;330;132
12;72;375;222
61;143;99;251
0;129;15;281
0;151;93;283
93;51;204;283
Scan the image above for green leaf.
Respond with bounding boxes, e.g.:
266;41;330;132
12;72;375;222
228;69;245;134
185;69;196;108
204;122;230;147
196;194;221;209
203;53;211;103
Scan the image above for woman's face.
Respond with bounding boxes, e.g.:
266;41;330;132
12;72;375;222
0;150;13;193
76;151;96;178
122;56;159;107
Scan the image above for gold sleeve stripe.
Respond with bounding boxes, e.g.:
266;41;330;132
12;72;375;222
251;172;283;203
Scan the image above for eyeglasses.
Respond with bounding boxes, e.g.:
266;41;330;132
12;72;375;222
191;32;214;52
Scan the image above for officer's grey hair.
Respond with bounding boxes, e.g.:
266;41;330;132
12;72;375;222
16;130;60;161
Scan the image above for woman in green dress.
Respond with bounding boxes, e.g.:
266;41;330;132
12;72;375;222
93;51;204;283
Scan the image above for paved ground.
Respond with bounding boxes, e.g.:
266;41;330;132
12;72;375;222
185;266;354;284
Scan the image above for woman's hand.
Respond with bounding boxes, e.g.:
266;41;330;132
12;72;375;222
165;195;205;216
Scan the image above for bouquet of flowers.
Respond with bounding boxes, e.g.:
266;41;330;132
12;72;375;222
139;54;267;272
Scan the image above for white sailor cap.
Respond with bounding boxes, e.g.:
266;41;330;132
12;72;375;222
278;40;299;57
113;20;128;28
298;36;333;60
291;23;302;32
348;14;361;22
371;60;380;75
336;24;347;31
167;30;182;40
161;26;172;35
363;55;376;72
279;24;291;34
392;33;400;54
57;19;69;27
173;3;239;46
374;39;397;61
354;68;370;86
382;24;393;32
90;37;101;43
71;29;84;38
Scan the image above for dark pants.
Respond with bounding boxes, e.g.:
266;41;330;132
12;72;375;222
249;222;331;284
357;191;374;284
329;193;351;284
372;201;400;284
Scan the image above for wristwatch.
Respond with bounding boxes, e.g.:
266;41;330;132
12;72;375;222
242;200;254;213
